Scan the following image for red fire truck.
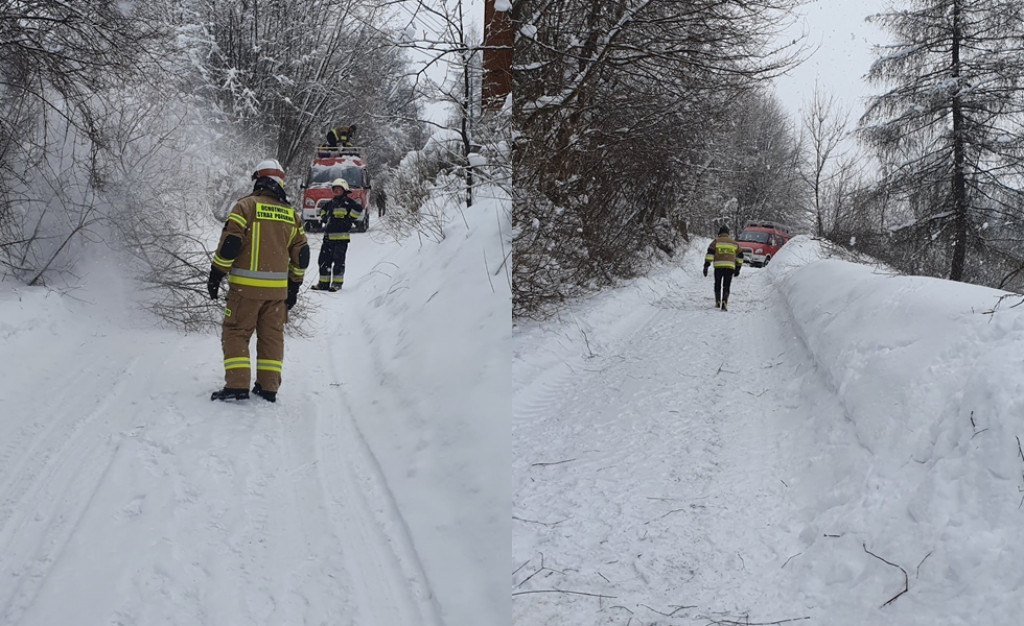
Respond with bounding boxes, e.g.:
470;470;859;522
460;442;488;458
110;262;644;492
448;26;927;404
299;146;371;232
736;221;792;267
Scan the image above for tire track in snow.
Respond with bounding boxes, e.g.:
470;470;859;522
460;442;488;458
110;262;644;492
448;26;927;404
0;344;147;624
289;241;442;626
306;350;444;626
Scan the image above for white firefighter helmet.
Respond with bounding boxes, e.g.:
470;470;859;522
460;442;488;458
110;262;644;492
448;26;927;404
252;159;285;186
331;178;349;191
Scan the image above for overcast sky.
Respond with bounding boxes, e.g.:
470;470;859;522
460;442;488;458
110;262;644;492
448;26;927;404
772;0;889;127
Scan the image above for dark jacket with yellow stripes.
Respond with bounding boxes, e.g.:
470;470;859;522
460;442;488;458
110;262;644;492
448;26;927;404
319;194;363;242
705;235;744;270
212;188;309;300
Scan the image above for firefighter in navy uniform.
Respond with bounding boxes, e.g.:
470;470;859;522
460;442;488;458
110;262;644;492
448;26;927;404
703;225;743;311
207;159;310;402
311;178;363;291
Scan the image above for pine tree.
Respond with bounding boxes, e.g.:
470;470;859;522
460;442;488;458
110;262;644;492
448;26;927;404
860;0;1024;282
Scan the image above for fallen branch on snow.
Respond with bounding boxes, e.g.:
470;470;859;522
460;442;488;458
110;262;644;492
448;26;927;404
863;543;908;607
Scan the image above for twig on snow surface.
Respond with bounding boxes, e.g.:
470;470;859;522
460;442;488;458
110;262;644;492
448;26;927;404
781;552;803;568
639;603;695;617
704;617;810;626
515;554;558;588
512;588;617;600
512;515;565;527
862;543;908;607
916;551;933;578
968;411;989;438
715;361;738;375
1017;436;1024;509
648;507;688;523
531;458;577;467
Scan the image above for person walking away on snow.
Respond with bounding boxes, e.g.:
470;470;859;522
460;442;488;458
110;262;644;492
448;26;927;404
311;178;363;291
703;225;743;311
207;159;310;402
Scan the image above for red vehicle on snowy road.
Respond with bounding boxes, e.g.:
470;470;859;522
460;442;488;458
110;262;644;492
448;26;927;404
300;147;371;232
737;221;791;267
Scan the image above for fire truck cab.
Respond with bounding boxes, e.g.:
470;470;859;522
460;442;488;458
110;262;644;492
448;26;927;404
300;146;371;232
737;221;791;267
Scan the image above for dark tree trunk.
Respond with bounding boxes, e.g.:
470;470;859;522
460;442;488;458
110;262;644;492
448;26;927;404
950;0;966;281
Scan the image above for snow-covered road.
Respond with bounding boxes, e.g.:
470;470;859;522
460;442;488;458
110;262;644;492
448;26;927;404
514;255;826;623
0;240;438;626
0;195;507;626
514;238;1024;626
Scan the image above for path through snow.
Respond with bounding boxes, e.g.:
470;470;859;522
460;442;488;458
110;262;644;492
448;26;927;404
513;249;863;624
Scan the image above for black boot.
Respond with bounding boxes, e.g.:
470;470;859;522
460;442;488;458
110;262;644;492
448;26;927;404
252;382;277;403
211;387;249;401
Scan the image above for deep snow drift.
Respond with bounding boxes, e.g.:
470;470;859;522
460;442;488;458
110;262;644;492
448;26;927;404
0;186;509;626
514;236;1023;625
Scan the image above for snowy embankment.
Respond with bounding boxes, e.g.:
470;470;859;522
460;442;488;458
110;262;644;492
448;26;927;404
514;235;1023;626
767;237;1024;621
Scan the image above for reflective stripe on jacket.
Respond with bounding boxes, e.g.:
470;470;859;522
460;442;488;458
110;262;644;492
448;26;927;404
705;235;745;270
319;196;363;242
213;189;307;300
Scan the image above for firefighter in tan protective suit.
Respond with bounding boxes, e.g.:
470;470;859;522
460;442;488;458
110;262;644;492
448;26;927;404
208;159;310;402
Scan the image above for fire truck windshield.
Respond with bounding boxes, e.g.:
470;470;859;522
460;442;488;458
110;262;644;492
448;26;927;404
308;164;362;188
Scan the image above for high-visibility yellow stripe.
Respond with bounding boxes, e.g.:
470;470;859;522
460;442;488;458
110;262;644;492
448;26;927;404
224;357;250;370
227;213;247;228
228;275;288;289
250;222;260;271
256;359;282;373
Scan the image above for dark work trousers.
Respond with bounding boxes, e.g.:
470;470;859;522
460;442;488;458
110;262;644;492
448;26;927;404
714;267;734;303
317;240;350;288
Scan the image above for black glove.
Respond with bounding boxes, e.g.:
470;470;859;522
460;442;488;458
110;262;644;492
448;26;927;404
207;268;225;300
702;265;708;277
286;281;300;310
734;268;741;277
